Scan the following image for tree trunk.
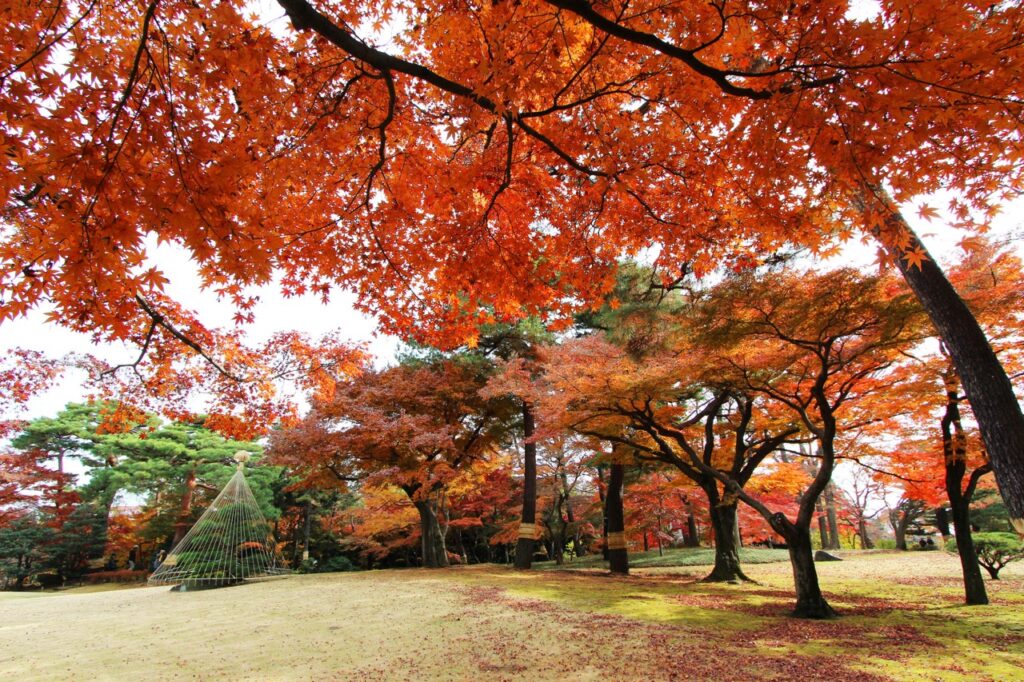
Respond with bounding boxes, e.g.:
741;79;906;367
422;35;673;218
941;361;989;605
935;507;952;539
705;501;750;582
881;211;1024;529
413;499;449;569
686;505;699;548
817;498;829;548
857;519;874;550
550;455;569;565
823;482;841;550
172;468;198;545
606;462;629;574
514;401;537;569
596;465;609;559
549;510;565;566
947;461;988;605
457;529;469;565
559;461;579;560
781;522;836;619
302;498;313;562
894;516;908;551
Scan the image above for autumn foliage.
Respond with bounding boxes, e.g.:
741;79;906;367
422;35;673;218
4;0;1024;628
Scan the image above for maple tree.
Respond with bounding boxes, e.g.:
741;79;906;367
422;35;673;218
623;468;704;555
269;358;509;567
0;350;63;438
0;448;71;528
540;333;798;582
835;467;882;550
532;437;593;565
5;0;1024;527
685;266;926;617
439;455;523;564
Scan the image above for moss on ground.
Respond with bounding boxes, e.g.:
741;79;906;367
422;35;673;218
534;545;790;570
450;550;1024;681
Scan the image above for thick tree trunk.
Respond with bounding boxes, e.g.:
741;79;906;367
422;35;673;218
606;462;629;574
414;499;449;568
514;402;537;569
894;518;908;551
782;523;836;619
705;501;750;582
947;461;988;605
882;213;1024;528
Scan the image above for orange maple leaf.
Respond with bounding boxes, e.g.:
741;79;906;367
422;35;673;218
902;248;930;270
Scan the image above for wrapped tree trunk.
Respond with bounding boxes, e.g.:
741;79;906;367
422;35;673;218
606;462;629;574
514;402;537;569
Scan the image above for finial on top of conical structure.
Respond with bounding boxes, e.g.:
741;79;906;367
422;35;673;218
234;450;251;470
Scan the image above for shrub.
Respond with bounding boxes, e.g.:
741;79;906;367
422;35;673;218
37;573;63;589
82;569;149;584
971;532;1024;579
317;556;356;573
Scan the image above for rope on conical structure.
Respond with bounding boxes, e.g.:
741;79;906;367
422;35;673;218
149;451;289;588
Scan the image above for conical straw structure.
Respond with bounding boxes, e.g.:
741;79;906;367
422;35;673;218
149;463;289;588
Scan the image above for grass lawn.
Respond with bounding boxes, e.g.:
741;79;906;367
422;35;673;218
0;550;1020;680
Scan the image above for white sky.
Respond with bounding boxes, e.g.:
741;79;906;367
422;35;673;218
0;237;402;422
3;200;1019;426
